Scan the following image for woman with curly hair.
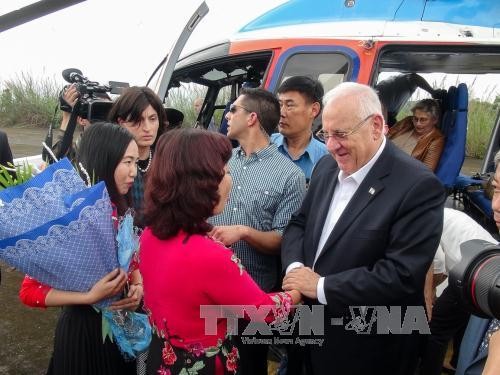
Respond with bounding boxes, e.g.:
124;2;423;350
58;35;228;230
140;128;301;374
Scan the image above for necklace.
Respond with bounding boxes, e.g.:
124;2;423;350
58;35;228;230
137;149;152;173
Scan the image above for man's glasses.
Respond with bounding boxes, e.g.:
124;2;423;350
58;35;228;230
229;103;262;125
229;104;251;114
316;114;374;141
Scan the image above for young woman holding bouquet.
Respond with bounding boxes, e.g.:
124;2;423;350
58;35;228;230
139;128;301;375
19;122;142;375
108;86;166;375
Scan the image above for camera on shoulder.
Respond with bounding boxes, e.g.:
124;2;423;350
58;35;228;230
59;68;129;122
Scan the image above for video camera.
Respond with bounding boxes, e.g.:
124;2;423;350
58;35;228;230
449;239;500;319
60;68;129;121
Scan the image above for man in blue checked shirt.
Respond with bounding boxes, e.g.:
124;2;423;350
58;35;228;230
271;76;328;183
209;87;306;375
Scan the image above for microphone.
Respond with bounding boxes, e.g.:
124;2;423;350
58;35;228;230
62;68;84;83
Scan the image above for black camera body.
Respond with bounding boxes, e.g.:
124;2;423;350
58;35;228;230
61;68;129;121
449;239;500;319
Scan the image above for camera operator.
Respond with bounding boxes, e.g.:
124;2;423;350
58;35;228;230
43;69;122;164
50;84;90;161
454;150;500;375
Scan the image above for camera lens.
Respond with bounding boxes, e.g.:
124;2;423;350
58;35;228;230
449;239;500;319
469;253;500;319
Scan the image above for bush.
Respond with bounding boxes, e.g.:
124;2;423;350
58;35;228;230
467;99;498;158
0;73;61;128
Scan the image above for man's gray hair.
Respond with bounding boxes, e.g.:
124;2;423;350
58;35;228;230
323;82;383;119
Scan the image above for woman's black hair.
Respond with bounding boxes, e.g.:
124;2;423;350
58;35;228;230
77;122;135;215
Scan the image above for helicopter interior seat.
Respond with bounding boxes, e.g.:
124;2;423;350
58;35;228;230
376;73;436;127
435;83;468;192
434;83;493;229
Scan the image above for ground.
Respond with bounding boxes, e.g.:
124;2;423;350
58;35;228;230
0;263;58;375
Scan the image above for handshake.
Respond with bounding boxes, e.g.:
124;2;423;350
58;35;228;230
282;266;321;300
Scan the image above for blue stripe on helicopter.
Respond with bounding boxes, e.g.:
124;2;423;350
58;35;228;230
240;0;500;33
267;45;360;92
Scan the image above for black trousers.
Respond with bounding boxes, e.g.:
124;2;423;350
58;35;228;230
234;319;268;375
419;285;470;375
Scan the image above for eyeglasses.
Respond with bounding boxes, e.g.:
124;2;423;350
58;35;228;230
412;116;431;124
229;103;262;124
316;114;374;141
229;104;251;114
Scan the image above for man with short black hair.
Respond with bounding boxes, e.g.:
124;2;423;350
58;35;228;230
210;87;306;374
272;76;328;182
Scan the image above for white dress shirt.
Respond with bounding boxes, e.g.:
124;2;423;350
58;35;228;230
286;137;387;305
439;207;496;274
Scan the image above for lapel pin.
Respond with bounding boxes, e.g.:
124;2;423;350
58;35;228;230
368;187;375;195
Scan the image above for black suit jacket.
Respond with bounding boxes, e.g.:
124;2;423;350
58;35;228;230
0;130;14;167
282;140;445;375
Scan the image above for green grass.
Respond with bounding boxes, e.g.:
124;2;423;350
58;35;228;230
0;72;61;128
467;99;498;158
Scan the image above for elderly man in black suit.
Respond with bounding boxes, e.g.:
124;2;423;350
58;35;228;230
282;82;445;375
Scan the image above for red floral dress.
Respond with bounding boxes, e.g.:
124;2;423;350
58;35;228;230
139;230;293;375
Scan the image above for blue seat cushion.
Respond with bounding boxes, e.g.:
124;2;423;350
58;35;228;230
454;174;483;190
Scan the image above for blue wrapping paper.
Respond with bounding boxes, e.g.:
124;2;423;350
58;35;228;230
0;158;86;238
0;182;119;308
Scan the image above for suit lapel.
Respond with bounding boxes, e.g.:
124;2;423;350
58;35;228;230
314;142;394;265
305;162;339;266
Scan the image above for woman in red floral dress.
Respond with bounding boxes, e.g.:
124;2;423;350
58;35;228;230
140;128;301;375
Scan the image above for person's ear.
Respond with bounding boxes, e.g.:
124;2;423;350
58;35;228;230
372;114;385;139
247;112;259;128
310;102;321;119
431;116;439;127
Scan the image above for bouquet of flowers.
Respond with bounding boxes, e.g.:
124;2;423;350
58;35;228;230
0;158;87;238
0;157;150;358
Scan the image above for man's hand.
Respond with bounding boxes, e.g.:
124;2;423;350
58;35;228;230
282;267;320;299
209;225;245;246
62;84;79;108
109;283;143;311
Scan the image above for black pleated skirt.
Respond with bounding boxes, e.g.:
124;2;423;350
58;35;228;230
46;305;136;375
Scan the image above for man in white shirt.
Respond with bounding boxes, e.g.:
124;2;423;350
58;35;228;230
420;209;497;375
281;82;446;375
